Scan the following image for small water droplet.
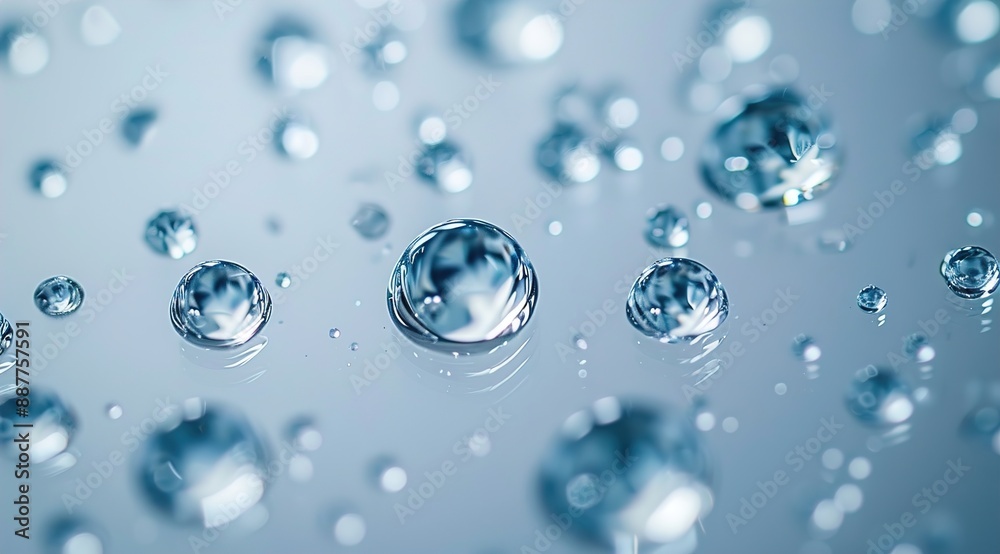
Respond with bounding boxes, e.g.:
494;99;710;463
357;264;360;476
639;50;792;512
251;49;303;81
626;258;729;343
966;210;985;227
417;141;473;193
821;448;843;470
277;119;319;160
857;285;887;314
818;229;852;253
145;209;198;259
601;93;639;130
792;335;822;362
577;369;587;378
702;88;839;210
904;333;936;363
371;458;408;492
609;141;643;171
332;513;366;546
537;124;601;183
660;136;685;161
948;0;1000;44
350;342;359;351
288;418;323;452
258;21;329;92
724;12;772;63
1;387;76;464
911;117;963;166
645;205;690;248
169;260;271;348
940;245;998;299
106;403;123;420
696;411;716;431
775;383;787;395
372;80;400;111
80;5;121;46
388;219;538;352
417;115;447;145
846;366;914;426
363;28;407;70
34;276;85;317
573;335;588;350
30;160;68;198
1;25;49;75
695;201;713;219
0;313;12;357
455;0;563;64
848;457;872;480
275;272;292;289
122;109;158;147
547;220;563;236
329;328;342;339
722;416;739;433
351;203;391;240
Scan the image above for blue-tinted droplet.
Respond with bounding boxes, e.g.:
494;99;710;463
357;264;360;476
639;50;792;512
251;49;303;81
0;313;11;357
454;0;563;65
0;387;76;464
123;108;158;147
170;260;271;348
145;209;198;259
626;258;729;343
351;203;391;240
857;285;887;313
537;124;601;183
417;142;473;193
846;366;914;426
387;219;538;352
30;160;67;198
34;276;85;316
276;272;292;289
940;245;998;299
646;205;690;248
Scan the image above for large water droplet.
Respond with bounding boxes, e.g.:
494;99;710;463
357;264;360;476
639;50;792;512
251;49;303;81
351;203;391;240
145;209;198;259
0;387;77;464
626;258;729;343
169;260;272;348
538;398;713;548
645;205;690;248
454;0;563;64
34;275;85;317
940;246;998;299
537;124;601;183
846;366;914;426
417;142;473;193
857;285;887;314
31;160;68;198
387;219;538;352
701;88;839;210
138;403;267;528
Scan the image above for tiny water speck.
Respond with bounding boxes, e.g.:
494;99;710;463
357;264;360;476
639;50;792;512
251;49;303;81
329;328;341;339
547;220;563;236
276;272;292;289
31;160;68;198
350;342;359;351
573;335;588;350
793;335;822;362
34;275;85;317
857;285;887;314
106;404;123;420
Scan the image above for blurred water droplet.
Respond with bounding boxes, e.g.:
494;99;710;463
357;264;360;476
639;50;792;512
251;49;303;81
122;109;158;147
275;272;292;289
768;54;800;83
289;454;313;482
537;124;601;183
351;203;391;240
31;160;68;198
695;201;713;219
626;258;729;343
50;519;107;554
948;0;1000;43
350;342;359;351
539;399;713;547
388;219;537;352
775;383;788;395
1;387;76;464
601;92;639;130
646;205;690;248
34;276;85;316
329;328;342;339
810;499;844;533
818;229;851;253
696;411;716;431
857;285;888;314
904;333;936;363
578;369;587;378
106;403;123;420
332;513;366;546
288;418;323;452
852;0;892;34
609;141;643;171
847;366;914;426
417;115;447;145
848;457;872;479
722;417;739;433
259;21;330;92
277;119;319;160
835;484;866;514
821;448;844;470
940;246;998;299
145;209;198;259
724;13;772;63
363;28;408;71
418;142;474;193
793;335;822;362
454;0;563;64
80;5;121;46
371;458;408;492
702;88;839;210
1;26;49;75
372;80;400;111
660;136;685;161
547;220;563;236
170;260;271;348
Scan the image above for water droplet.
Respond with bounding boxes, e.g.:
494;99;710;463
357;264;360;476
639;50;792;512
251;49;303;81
277;119;319;160
288;454;313;482
258;21;329;92
275;272;292;289
50;519;108;554
940;245;998;299
645;205;690;248
626;258;729;343
169;260;272;348
1;25;49;75
332;513;366;546
455;0;563;64
911;118;963;166
351;203;391;240
846;366;914;426
696;411;716;431
601;93;639;130
848;457;872;479
609;141;644;171
350;342;359;351
80;5;121;46
417;115;447;145
768;54;800;83
852;0;892;34
363;28;408;70
371;458;408;492
701;89;839;210
857;285;887;314
948;0;1000;43
722;417;739;433
904;334;936;363
122;109;158;147
775;383;787;395
1;387;76;464
578;369;587;378
288;418;323;452
539;398;713;546
818;229;851;253
724;13;772;63
106;403;123;420
821;448;844;470
0;313;12;357
329;328;342;339
30;160;68;198
695;201;713;219
145;209;198;259
387;219;538;352
547;220;563;236
537;124;601;183
966;210;985;227
138;404;267;527
34;276;85;317
417;141;473;193
660;136;685;161
573;335;588;350
372;80;400;111
792;335;822;362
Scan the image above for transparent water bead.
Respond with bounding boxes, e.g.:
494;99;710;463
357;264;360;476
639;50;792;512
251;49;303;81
363;28;408;71
31;160;68;198
138;403;268;528
0;387;77;464
34;276;85;317
169;260;272;348
257;20;330;92
626;258;729;343
943;0;1000;44
387;219;538;352
351;203;391;240
145;209;198;259
536;124;601;183
646;205;690;248
122;109;158;147
417;142;474;193
857;285;887;314
1;25;49;75
940;246;999;299
454;0;563;65
538;398;713;548
50;518;108;554
277;119;319;160
275;272;291;289
0;312;11;357
846;367;914;426
701;88;839;210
